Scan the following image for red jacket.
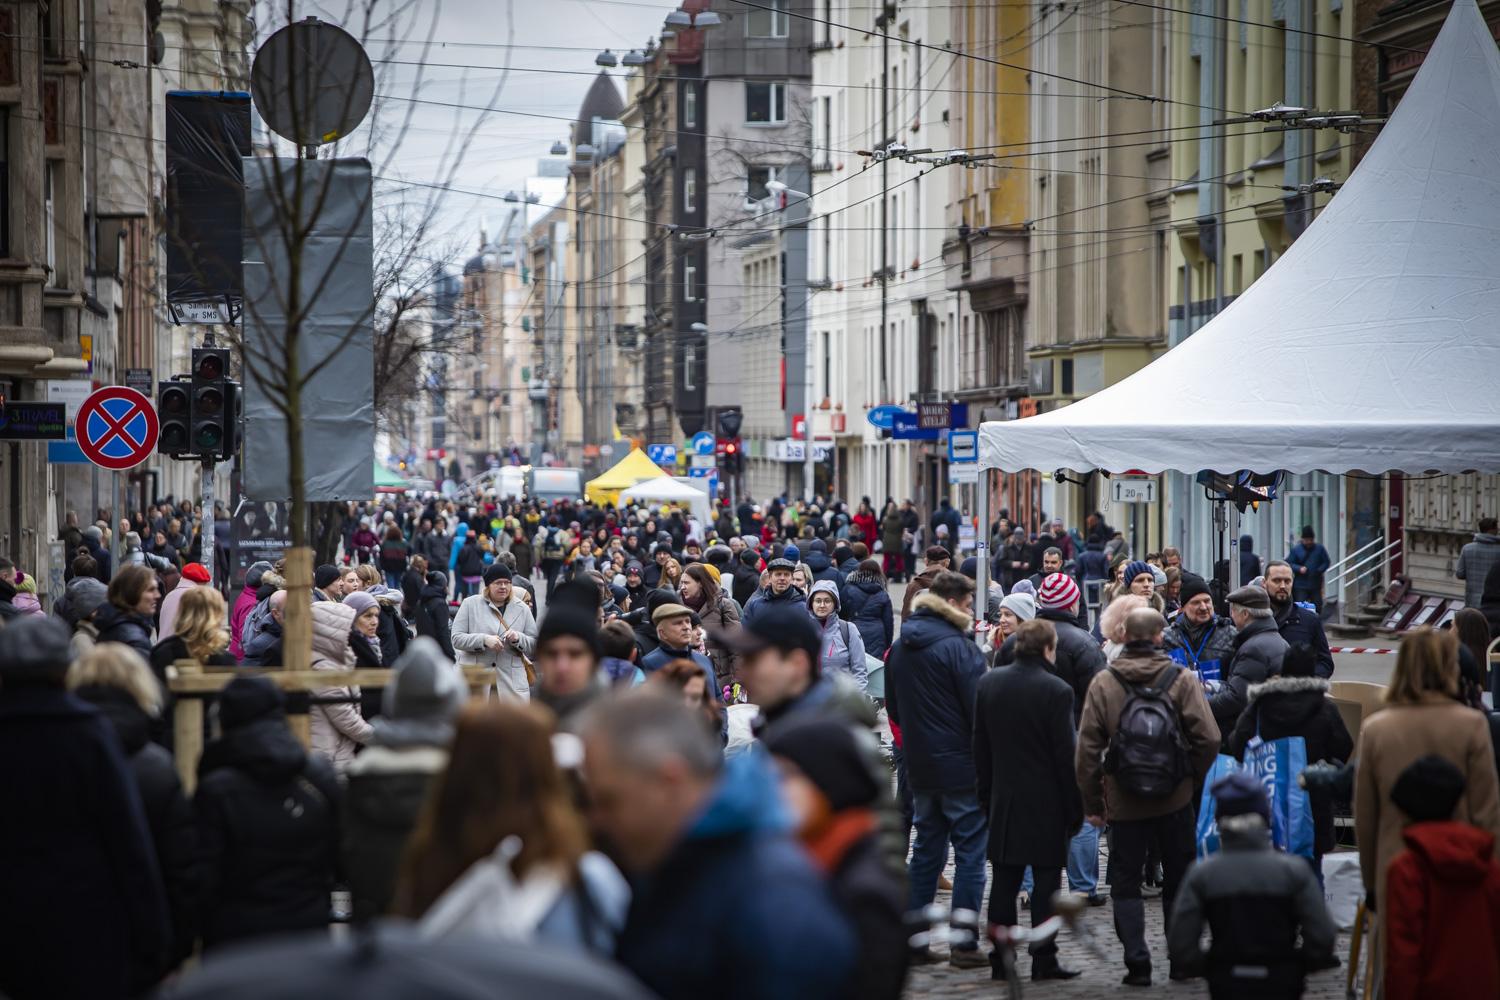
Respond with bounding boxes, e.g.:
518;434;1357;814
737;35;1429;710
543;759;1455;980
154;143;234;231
852;512;877;547
1385;821;1500;1000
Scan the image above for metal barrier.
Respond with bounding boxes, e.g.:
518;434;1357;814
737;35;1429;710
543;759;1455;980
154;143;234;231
167;661;493;793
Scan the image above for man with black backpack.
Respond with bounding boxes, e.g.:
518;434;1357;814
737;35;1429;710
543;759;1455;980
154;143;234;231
1076;608;1220;988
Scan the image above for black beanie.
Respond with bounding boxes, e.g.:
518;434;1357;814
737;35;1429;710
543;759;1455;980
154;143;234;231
1282;643;1318;678
764;718;881;812
537;580;602;659
1178;573;1212;607
1391;754;1466;822
483;563;513;585
315;564;341;590
219;675;285;729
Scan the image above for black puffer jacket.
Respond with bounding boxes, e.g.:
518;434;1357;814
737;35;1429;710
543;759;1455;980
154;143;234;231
375;603;410;668
75;685;197;969
94;604;155;659
885;592;986;791
1226;675;1354;856
840;570;894;658
731;555;762;608
1035;607;1105;725
411;583;454;660
1210;616;1288;738
193;717;342;949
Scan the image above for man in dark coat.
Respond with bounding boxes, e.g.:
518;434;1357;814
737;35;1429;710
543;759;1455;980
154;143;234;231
885;571;989;967
1161;574;1238;683
974;618;1083;982
1286;525;1331;612
1032;573;1106;724
193;676;342;950
803;538;842;586
1264;560;1336;678
582;693;856;1000
1209;585;1290;738
0;617;170;998
730;548;762;608
742;557;806;627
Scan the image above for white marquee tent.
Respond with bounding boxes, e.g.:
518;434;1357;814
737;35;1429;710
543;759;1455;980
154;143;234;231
980;0;1500;476
619;476;713;525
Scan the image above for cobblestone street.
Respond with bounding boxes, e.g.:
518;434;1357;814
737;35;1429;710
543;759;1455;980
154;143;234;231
902;874;1356;999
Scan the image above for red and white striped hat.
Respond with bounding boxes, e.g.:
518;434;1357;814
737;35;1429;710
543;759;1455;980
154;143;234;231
1037;572;1081;611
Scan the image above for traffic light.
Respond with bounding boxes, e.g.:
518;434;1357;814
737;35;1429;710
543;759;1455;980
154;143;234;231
719;437;744;474
190;347;234;460
158;379;191;456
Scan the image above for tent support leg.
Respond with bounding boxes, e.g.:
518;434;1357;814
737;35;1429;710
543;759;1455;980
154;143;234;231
975;468;991;626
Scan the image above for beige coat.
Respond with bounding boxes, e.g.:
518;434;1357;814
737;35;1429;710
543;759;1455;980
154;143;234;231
309;601;372;772
1353;693;1500;913
1075;646;1221;823
450;592;537;699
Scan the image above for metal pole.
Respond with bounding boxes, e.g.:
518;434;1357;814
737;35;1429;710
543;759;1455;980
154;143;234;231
1227;501;1241;589
975;467;991;629
201;458;215;589
803;334;816;499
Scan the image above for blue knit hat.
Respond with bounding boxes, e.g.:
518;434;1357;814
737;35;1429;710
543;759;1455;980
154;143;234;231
1123;560;1153;585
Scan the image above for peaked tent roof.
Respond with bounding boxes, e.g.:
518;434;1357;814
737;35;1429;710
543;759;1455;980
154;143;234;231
585;448;669;497
980;0;1500;476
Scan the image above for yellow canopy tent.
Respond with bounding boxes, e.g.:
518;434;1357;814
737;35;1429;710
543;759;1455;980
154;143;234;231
585;448;669;505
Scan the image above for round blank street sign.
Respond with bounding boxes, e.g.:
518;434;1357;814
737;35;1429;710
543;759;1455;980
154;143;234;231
76;386;159;471
252;18;374;146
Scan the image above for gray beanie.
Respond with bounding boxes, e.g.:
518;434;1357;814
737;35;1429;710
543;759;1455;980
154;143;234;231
374;637;467;747
999;592;1036;622
66;576;109;619
245;561;273;588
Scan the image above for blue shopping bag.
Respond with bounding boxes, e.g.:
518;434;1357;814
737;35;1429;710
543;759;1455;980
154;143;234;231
1196;740;1315;860
1167;646;1222;683
1195;754;1240;857
1243;732;1315;859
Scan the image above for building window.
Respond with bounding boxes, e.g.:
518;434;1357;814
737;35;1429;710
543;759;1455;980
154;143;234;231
819;96;831;162
747;165;781;202
683;168;696;212
683;84;697;128
745;81;786;124
684;263;697;302
747;0;789;38
683;343;697;391
44;161;56;286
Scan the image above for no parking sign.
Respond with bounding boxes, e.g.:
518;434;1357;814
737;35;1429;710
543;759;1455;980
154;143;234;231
76;386;159;471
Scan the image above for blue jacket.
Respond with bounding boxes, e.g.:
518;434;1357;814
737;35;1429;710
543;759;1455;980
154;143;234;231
840;569;895;658
741;583;806;628
804;545;841;587
1286;541;1330;595
615;752;856;1000
885;592;987;791
448;522;469;572
1274;600;1335;679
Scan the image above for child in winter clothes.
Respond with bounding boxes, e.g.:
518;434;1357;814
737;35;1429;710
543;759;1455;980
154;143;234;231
1383;755;1500;1000
1168;772;1337;997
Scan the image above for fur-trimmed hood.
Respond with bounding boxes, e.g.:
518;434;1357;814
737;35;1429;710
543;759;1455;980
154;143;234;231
910;590;973;631
1246;674;1329;704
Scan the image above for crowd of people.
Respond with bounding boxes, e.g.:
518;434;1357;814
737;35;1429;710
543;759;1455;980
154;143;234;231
0;492;1498;999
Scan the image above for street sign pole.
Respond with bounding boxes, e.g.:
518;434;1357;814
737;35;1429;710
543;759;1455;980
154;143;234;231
202;457;215;589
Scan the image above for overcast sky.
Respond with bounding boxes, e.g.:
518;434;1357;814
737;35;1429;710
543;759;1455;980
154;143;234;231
363;0;671;258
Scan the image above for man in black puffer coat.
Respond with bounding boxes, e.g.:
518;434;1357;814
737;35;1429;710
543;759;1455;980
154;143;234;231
1210;585;1289;739
193;676;341;950
1161;574;1238;683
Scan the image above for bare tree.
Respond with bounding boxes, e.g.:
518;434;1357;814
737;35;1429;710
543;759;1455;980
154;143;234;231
230;0;512;667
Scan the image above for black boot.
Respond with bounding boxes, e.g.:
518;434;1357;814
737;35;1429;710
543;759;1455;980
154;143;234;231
1032;957;1082;981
